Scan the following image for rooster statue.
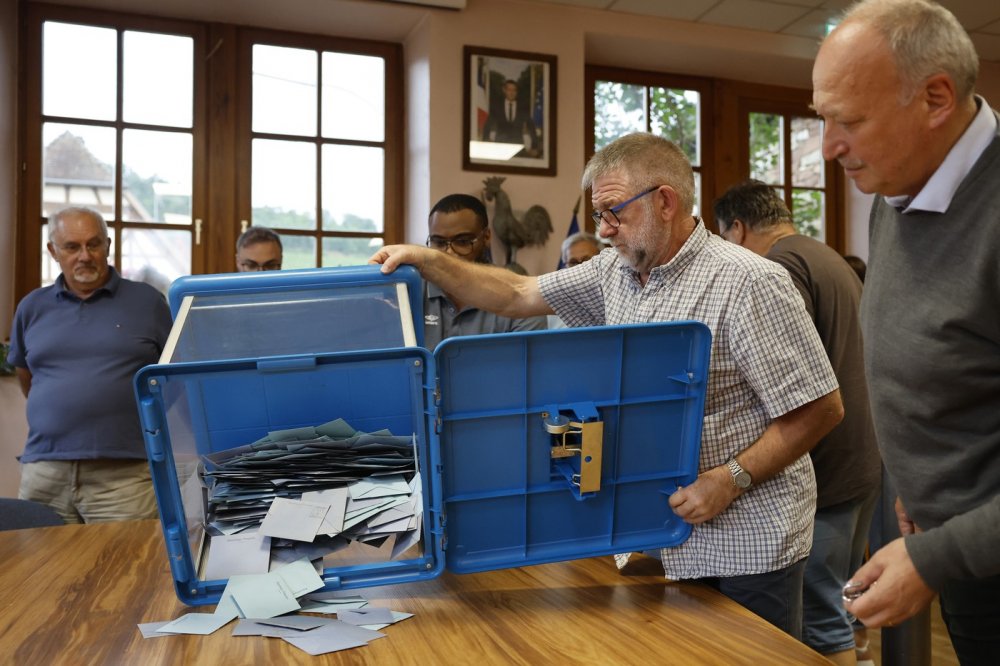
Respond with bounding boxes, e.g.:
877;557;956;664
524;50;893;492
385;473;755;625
481;176;553;275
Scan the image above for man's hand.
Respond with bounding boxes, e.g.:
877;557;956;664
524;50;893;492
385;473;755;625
368;244;434;274
668;464;739;524
844;537;935;628
895;496;918;535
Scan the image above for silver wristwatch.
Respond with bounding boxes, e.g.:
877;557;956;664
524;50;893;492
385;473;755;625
727;457;752;490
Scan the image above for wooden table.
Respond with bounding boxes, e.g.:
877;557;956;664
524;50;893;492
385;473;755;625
0;520;829;665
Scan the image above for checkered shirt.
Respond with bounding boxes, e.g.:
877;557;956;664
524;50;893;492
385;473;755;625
538;222;838;578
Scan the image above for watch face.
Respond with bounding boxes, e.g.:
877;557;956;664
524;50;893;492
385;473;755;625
735;472;752;489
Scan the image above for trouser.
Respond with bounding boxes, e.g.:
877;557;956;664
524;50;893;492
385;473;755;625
939;573;1000;666
19;459;158;523
700;557;807;640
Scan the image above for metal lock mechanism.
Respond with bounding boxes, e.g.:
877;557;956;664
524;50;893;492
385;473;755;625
541;405;603;496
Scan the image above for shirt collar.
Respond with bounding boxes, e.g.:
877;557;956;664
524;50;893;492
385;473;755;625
55;266;121;301
885;95;997;213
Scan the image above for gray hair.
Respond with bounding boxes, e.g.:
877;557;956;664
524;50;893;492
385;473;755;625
236;225;283;252
837;0;978;102
713;180;792;233
560;231;604;265
48;206;108;241
581;133;695;217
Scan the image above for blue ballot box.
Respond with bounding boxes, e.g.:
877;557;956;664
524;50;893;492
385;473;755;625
135;265;711;606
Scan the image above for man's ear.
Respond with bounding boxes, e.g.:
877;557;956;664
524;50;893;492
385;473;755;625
481;226;492;245
728;219;747;245
653;185;680;221
47;242;58;261
923;73;957;130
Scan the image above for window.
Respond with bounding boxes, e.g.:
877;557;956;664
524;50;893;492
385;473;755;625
23;8;202;296
17;6;402;303
587;67;843;250
587;67;712;220
238;30;403;269
748;109;828;240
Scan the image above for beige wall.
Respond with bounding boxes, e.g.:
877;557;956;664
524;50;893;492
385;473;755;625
0;378;28;497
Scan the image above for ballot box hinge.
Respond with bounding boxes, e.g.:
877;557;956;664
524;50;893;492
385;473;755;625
541;405;603;497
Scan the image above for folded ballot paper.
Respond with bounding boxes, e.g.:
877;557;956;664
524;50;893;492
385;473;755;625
199;418;423;579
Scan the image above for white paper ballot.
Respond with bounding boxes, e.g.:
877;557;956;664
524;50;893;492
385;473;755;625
259;497;330;542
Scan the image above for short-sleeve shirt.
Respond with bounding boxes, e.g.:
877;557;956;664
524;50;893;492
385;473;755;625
8;268;173;462
423;282;547;350
538;222;838;578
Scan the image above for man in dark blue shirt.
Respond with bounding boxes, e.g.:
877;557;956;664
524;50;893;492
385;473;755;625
8;207;173;522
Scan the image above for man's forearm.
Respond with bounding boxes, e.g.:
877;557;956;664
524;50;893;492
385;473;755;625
735;389;844;484
374;244;552;318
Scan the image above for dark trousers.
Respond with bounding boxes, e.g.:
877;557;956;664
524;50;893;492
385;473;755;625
940;573;1000;666
700;557;806;640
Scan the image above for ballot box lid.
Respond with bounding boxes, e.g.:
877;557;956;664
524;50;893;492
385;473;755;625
161;265;424;362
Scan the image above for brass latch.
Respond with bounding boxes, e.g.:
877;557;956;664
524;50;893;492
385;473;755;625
542;410;603;495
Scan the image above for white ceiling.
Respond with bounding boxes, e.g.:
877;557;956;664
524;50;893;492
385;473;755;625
519;0;1000;62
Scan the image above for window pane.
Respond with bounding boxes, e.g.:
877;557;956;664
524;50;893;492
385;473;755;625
42;123;117;218
122;129;192;224
252;139;316;229
124;31;193;128
321;52;384;142
791;116;824;187
121;227;190;292
279;233;317;269
321;145;384;232
651;88;700;166
792;189;825;240
43;22;117;121
253;45;317;136
323;236;382;268
594;80;646;151
749;112;783;185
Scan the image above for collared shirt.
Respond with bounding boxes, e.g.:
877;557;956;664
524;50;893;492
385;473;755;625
539;223;838;578
423;282;546;350
8;267;173;462
887;95;998;213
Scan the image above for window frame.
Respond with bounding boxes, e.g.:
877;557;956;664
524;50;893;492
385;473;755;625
585;65;715;233
235;28;404;267
587;67;845;251
18;3;208;302
15;4;404;304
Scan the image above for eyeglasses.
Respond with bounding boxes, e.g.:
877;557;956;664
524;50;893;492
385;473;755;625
54;238;108;255
238;259;282;271
426;232;483;256
591;186;661;229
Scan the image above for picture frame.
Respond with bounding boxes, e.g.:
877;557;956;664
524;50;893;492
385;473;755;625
462;46;557;177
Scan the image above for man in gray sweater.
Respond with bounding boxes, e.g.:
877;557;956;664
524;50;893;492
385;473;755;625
813;0;1000;661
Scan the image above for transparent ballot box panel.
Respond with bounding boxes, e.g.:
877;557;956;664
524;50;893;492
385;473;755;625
137;347;439;605
161;266;423;363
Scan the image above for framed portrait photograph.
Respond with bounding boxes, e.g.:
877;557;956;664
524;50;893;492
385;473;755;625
463;46;557;176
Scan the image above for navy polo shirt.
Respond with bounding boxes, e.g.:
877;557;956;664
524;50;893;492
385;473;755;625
8;268;173;462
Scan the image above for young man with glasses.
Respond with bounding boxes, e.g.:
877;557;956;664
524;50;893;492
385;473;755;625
372;134;843;638
422;193;545;349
